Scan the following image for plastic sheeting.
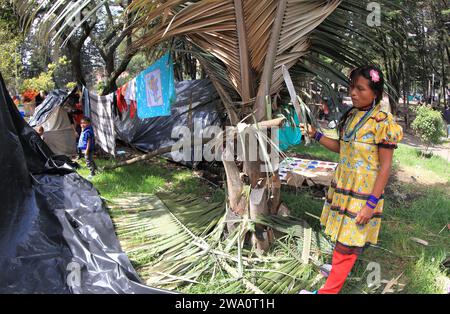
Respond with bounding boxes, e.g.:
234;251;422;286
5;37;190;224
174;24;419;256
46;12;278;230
39;106;77;156
28;89;71;127
0;72;168;294
28;89;77;156
115;79;224;166
279;108;302;151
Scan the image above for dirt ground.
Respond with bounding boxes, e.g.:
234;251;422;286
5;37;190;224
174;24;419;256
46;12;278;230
400;128;450;162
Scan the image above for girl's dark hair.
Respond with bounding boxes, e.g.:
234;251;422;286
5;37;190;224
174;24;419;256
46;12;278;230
81;116;91;123
338;65;384;136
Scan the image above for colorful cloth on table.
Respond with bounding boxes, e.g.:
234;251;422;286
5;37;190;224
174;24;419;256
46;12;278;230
83;90;116;156
278;158;338;182
136;53;176;119
320;104;403;253
278;109;302;151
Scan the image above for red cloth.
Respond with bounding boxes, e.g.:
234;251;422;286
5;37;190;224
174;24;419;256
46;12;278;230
317;250;358;294
117;83;137;119
129;100;137;119
116;85;128;113
73;102;84;125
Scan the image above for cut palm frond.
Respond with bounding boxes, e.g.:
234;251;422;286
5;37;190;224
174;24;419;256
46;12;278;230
109;191;332;293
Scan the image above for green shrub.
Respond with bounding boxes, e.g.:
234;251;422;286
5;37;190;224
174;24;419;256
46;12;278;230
20;56;70;93
66;82;77;90
411;105;446;150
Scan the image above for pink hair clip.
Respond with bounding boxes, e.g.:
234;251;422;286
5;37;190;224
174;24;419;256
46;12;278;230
370;69;380;83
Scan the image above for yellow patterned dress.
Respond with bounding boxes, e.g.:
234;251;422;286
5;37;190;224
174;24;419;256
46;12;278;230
320;104;403;254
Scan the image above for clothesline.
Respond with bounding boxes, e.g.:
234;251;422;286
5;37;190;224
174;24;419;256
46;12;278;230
80;52;177;156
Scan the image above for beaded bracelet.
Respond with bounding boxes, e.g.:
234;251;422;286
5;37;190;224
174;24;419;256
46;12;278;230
314;131;324;142
366;195;379;209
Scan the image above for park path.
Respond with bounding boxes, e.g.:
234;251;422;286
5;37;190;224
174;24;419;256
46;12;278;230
400;128;450;162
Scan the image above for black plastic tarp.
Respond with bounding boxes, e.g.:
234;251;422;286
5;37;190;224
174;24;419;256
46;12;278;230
0;72;168;294
114;79;224;165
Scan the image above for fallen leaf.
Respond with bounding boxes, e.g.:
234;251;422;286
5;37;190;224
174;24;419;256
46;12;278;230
381;273;404;294
410;237;429;246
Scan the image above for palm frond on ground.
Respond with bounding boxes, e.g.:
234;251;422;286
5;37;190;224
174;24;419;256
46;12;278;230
109;191;333;293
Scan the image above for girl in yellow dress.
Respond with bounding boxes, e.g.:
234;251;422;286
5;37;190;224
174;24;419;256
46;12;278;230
300;65;403;294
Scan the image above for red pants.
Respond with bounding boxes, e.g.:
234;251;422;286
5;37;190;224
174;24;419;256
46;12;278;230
318;250;358;294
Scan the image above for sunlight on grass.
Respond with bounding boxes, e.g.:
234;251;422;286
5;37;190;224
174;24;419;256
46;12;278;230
279;142;449;294
396;144;450;183
287;142;339;162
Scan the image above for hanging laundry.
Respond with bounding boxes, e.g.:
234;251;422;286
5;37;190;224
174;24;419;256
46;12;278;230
83;90;116;156
124;78;137;119
136;53;176;119
116;84;128;113
82;86;91;117
279;107;302;151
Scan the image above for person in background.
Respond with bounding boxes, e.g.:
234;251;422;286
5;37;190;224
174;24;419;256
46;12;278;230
443;104;450;138
77;117;97;179
66;92;84;159
12;95;20;106
35;126;45;140
34;90;48;108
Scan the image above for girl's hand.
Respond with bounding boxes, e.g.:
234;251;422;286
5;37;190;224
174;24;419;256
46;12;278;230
355;205;374;225
299;123;317;138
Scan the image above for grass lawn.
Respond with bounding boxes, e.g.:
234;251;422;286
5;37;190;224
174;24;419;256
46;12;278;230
77;142;449;294
77;157;224;207
284;141;450;294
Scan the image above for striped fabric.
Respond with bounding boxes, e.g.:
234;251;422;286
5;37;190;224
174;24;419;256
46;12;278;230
85;91;116;156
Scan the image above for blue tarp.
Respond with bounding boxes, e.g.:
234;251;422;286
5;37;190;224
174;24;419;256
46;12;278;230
279;108;302;151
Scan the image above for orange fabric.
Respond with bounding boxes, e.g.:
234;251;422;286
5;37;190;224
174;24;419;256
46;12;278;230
317;250;358;294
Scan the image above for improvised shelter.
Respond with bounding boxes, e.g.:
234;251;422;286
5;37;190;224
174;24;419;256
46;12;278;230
113;79;224;166
0;72;168;293
28;90;78;156
80;79;224;165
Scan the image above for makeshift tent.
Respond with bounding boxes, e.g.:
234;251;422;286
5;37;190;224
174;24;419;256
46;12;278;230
114;79;224;166
28;90;77;156
0;72;168;294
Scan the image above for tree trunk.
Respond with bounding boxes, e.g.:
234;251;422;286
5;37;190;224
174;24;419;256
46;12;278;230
63;21;94;86
223;119;285;251
442;43;447;108
101;51;117;95
67;47;86;86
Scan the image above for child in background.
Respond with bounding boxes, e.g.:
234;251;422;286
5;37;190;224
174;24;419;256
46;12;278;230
77;117;97;179
36;126;44;140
